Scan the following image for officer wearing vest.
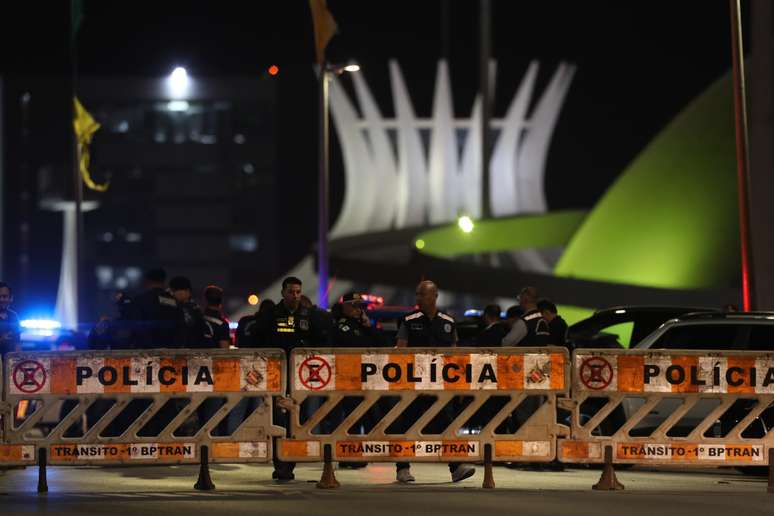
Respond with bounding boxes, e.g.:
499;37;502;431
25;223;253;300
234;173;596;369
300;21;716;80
249;276;323;481
502;287;551;346
518;286;552;346
330;292;381;347
394;280;476;484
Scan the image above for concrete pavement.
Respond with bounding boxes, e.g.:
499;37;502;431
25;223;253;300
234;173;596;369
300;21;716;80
0;462;771;515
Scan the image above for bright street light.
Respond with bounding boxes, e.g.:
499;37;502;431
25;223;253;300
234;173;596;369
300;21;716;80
343;64;360;73
168;66;189;98
458;215;474;233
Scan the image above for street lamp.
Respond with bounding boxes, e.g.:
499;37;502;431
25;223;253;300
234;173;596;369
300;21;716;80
318;61;359;309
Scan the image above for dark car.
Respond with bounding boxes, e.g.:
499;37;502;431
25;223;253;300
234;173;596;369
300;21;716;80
568;306;718;349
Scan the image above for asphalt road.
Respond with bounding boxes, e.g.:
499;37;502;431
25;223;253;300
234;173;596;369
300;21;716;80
0;463;771;516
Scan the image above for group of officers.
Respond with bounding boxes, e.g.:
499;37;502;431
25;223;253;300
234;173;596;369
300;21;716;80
1;268;569;484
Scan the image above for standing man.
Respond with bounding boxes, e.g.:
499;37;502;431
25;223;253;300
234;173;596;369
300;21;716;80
538;298;570;349
475;304;507;346
249;276;324;481
0;282;20;356
329;292;383;469
169;276;206;348
202;285;232;349
394;280;476;484
502;287;551;346
129;268;178;349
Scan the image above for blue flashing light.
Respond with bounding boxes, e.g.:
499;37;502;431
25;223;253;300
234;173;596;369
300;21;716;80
20;319;62;330
464;309;483;317
228;322;239;330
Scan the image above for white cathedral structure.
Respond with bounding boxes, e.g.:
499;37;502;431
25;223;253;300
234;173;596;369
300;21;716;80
329;59;575;238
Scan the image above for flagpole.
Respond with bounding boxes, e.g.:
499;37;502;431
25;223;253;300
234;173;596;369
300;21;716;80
729;0;755;310
70;0;82;327
317;65;330;309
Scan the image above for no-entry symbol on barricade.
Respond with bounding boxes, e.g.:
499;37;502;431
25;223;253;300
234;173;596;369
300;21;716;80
299;355;331;390
580;357;613;390
12;360;47;394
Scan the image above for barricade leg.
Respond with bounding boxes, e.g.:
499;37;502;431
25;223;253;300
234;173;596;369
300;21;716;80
316;444;340;489
592;445;624;491
37;448;48;493
768;449;774;494
482;444;495;489
194;445;216;491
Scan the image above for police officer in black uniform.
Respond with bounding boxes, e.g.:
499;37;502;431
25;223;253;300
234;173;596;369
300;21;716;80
329;292;383;469
169;276;207;348
128;268;179;349
501;287;551;346
518;287;552;346
330;292;382;347
475;304;508;346
202;285;232;349
248;276;324;481
394;280;476;484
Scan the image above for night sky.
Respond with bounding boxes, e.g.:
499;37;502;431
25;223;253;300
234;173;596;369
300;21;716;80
1;0;744;274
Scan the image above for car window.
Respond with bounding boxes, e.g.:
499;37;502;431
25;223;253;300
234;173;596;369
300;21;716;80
649;324;741;350
600;322;634;348
747;325;774;351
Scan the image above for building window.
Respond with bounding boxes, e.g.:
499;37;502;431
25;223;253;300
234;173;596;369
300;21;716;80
229;234;258;252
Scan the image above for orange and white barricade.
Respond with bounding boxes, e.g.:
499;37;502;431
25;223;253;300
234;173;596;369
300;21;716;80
278;347;570;487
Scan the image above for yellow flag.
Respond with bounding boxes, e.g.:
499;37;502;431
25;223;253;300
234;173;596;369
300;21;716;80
309;0;337;65
73;97;109;192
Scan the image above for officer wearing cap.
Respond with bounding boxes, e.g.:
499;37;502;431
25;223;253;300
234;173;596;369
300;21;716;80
330;292;382;347
330;292;382;470
394;280;476;484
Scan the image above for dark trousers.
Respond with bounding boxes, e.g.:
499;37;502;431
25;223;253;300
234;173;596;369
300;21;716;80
273;402;296;477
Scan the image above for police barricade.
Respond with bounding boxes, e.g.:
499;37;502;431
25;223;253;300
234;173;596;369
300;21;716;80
1;349;286;491
277;347;569;488
558;349;774;490
0;354;37;468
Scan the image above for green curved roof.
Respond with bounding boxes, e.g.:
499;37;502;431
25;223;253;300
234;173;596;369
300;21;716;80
554;73;740;289
415;210;586;258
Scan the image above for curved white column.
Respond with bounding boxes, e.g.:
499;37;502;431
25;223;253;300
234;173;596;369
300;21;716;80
389;60;428;227
351;71;398;231
490;61;538;216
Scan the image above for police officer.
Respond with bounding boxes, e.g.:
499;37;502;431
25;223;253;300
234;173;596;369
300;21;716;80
248;276;325;481
330;293;382;347
236;299;275;348
330;292;382;469
501;287;551;346
475;304;507;346
170;276;207;348
518;287;552;346
128;268;179;349
202;285;232;349
538;298;570;350
394;280;476;484
0;282;20;356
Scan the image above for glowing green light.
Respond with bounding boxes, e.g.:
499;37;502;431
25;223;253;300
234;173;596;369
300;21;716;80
415;239;425;249
458;216;474;233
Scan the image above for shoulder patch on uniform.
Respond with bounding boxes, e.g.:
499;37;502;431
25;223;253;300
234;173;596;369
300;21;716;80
438;312;455;323
524;312;542;321
405;312;424;321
